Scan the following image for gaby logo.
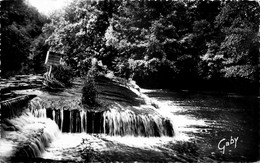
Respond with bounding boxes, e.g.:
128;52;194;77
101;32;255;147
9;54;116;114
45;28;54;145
218;136;239;154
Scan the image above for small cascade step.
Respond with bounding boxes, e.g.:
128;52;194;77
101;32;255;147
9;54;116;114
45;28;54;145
1;95;37;119
1;113;60;161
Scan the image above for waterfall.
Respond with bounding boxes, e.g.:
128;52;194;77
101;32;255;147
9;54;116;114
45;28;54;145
1;95;36;118
102;109;174;136
80;110;86;133
1;96;61;161
1;113;60;160
28;97;175;137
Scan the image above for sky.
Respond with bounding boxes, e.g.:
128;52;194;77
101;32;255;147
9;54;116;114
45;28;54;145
26;0;72;15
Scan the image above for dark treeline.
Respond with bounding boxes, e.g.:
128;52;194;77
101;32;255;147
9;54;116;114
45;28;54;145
1;0;259;94
1;0;50;75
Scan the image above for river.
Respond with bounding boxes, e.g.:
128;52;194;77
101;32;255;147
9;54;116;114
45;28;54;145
39;89;259;162
145;89;259;161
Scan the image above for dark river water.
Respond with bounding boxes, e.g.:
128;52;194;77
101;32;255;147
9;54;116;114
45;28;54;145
145;89;259;162
38;89;259;162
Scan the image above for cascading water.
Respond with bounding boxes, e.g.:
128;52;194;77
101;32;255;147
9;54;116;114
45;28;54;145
28;97;175;137
102;108;174;136
11;115;60;158
1;95;36;119
0;112;60;161
0;96;60;162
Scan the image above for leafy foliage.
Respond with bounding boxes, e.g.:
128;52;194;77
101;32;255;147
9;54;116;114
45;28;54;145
214;1;260;82
1;0;48;76
51;65;74;87
2;0;259;93
43;0;110;75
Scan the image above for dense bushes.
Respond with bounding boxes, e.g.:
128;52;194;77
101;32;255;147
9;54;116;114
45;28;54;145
43;64;74;90
51;65;74;87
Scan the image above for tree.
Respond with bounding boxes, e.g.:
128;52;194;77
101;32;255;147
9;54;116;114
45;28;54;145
1;0;48;76
41;0;259;92
43;0;111;76
197;1;259;93
215;1;260;82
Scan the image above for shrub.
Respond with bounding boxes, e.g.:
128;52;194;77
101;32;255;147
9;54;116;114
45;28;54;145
51;65;74;86
82;70;98;107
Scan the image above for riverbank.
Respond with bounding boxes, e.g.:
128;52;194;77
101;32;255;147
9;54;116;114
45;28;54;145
135;76;259;96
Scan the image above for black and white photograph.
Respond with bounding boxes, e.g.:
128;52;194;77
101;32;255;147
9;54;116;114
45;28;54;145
1;0;259;162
